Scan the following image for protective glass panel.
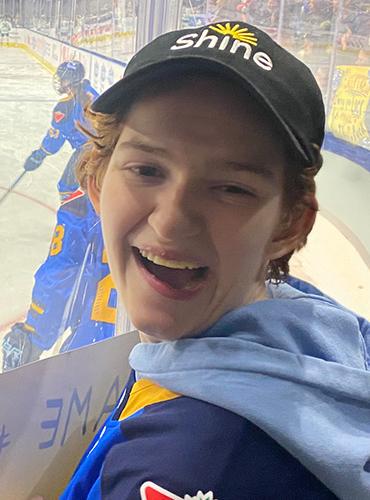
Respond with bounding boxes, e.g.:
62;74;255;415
0;1;369;376
0;4;369;497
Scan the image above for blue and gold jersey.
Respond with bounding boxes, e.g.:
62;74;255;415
61;371;337;499
25;192;116;351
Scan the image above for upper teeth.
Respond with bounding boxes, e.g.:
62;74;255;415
139;249;200;270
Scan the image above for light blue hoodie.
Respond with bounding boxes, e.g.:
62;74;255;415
130;282;370;500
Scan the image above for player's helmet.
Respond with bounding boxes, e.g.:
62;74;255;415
53;60;85;95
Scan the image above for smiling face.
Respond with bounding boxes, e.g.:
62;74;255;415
88;76;311;341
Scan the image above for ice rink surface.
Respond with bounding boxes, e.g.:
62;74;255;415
0;46;369;350
0;47;72;330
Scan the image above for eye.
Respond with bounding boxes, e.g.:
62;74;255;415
130;165;163;178
216;185;256;197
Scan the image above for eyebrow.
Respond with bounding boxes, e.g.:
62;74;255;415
116;139;170;157
117;140;276;180
224;161;275;180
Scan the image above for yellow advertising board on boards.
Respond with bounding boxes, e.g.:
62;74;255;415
328;65;370;150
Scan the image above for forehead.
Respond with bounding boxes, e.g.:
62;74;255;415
123;74;286;152
131;73;272;118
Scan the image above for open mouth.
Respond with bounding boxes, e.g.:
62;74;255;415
133;247;209;291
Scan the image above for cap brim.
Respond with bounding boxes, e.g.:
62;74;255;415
92;56;313;165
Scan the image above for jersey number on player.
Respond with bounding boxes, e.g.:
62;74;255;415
91;250;116;324
50;224;65;256
49;227;116;324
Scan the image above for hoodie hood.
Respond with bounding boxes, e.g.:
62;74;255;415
130;282;370;500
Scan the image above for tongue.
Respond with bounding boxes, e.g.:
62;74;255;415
145;260;200;289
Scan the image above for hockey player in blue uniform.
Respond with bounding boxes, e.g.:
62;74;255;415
60;22;370;500
2;61;117;371
23;60;97;200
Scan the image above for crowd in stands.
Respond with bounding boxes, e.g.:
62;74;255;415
178;0;368;100
206;0;370;64
2;0;368;91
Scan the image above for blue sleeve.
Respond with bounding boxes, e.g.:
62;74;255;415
82;80;99;102
40;101;69;154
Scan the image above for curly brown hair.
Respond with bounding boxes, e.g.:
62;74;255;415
76;73;322;283
77;109;122;191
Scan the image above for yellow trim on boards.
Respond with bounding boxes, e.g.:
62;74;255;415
119;378;180;421
73;30;134;47
22;44;56;74
0;41;24;48
1;41;57;74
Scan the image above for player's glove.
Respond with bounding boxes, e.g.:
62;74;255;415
2;323;44;372
23;149;47;171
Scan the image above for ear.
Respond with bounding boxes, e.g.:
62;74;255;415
267;196;318;261
87;175;101;215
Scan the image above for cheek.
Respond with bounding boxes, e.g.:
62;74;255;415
100;184;134;263
100;174;140;237
210;202;282;276
217;234;266;281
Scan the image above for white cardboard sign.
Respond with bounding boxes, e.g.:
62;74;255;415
0;331;139;500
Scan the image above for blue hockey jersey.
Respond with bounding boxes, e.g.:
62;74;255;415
59;221;118;352
41;79;98;155
60;280;370;499
25;191;116;351
61;370;337;499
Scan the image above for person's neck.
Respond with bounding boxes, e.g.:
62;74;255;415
138;283;270;344
139;331;161;343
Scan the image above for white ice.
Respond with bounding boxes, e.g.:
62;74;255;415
0;47;73;331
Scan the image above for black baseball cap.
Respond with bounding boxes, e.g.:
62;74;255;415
93;21;325;166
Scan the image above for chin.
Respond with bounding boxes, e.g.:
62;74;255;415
130;309;196;342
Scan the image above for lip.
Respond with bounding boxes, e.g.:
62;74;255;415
134;244;207;268
133;247;208;301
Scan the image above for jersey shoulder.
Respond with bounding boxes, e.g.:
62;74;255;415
101;380;337;499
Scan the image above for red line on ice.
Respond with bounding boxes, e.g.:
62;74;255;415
0;186;56;213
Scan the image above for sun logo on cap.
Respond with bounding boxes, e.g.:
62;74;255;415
209;23;258;46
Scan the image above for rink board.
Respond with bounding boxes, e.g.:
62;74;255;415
0;330;139;499
16;27;127;94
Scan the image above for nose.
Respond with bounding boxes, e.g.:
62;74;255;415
147;184;204;242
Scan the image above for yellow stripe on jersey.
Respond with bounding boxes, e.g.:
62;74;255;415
119;378;180;421
31;302;44;314
59;95;73;102
24;323;35;333
102;249;109;264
